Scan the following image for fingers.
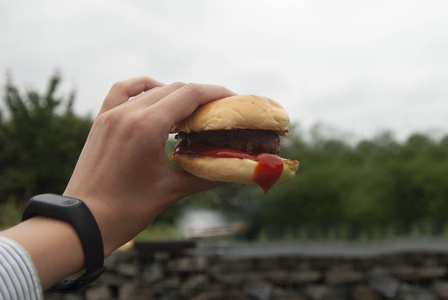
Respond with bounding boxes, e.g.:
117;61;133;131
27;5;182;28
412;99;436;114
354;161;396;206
128;82;186;109
98;78;236;136
150;83;236;131
98;77;165;115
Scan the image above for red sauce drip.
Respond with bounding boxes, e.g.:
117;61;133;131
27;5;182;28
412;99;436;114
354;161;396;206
253;153;284;196
174;144;283;195
202;148;254;160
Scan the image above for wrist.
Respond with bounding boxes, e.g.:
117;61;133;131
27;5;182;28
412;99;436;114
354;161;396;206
64;193;152;256
0;216;85;290
21;194;106;291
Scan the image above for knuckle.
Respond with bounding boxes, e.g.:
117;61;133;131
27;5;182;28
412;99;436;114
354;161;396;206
110;80;128;95
170;81;186;89
182;83;202;96
96;109;121;128
140;76;154;83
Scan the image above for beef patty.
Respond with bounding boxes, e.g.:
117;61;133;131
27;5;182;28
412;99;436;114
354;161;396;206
174;129;282;156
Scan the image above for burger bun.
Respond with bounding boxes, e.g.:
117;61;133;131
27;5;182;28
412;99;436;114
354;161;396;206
171;94;290;136
172;153;299;186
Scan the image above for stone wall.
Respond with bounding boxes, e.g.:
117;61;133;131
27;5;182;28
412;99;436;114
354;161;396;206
45;238;448;300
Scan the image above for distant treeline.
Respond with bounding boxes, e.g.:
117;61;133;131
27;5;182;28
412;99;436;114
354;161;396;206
258;126;448;236
1;73;447;235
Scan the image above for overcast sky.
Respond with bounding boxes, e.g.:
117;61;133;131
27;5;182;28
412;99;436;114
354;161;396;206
1;0;447;142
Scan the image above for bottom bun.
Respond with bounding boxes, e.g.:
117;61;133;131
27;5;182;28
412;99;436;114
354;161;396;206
172;153;299;185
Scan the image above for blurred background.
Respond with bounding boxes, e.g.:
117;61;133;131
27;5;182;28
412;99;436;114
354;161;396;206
1;0;447;240
1;1;448;299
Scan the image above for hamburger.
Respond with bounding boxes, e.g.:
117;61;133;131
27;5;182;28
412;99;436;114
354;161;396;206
169;94;299;195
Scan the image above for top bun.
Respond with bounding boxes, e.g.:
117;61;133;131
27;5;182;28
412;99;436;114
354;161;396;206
171;95;290;136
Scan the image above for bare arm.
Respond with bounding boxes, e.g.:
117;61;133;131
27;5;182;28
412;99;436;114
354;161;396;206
0;77;235;290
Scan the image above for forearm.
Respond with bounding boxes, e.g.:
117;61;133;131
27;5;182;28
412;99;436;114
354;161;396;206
0;216;84;290
0;78;234;292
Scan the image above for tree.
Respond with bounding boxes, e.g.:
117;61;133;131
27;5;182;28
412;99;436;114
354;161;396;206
0;72;93;203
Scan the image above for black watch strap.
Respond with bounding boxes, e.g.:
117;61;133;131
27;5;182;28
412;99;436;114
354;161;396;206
22;194;106;292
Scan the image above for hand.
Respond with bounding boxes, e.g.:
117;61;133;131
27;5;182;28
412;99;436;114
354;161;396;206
64;77;236;255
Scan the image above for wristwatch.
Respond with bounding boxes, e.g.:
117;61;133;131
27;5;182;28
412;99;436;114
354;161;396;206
22;194;106;292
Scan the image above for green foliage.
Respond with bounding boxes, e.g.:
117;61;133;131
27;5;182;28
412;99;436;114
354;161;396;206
258;128;448;237
0;72;93;207
0;199;25;230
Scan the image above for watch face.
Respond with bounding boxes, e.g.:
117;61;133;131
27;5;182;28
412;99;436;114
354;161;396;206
62;199;79;206
32;194;81;207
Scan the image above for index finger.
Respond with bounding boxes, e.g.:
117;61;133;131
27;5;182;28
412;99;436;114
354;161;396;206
99;77;165;115
150;83;236;130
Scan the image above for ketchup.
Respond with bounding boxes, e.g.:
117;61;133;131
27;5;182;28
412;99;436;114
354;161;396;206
253;153;284;196
174;144;252;158
174;144;283;195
